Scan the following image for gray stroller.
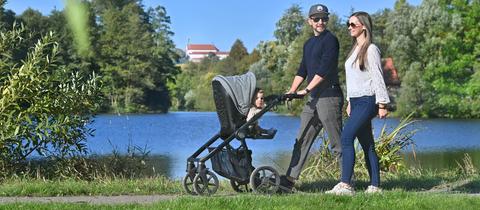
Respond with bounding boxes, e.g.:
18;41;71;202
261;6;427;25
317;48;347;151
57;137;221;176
183;72;302;195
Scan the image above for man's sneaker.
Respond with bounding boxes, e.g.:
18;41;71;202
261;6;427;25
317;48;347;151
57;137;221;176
278;175;294;193
325;182;355;196
365;185;382;194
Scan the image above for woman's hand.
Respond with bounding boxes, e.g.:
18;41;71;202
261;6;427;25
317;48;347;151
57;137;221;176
378;105;388;119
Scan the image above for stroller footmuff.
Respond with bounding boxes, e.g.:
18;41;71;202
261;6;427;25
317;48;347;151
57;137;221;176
184;72;301;195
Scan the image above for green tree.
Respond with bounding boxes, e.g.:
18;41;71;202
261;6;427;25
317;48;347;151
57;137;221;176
386;0;424;116
145;5;180;112
96;1;177;113
237;48;261;73
18;8;50;41
433;0;480;118
229;39;248;62
0;0;15;30
385;0;416;78
274;4;304;46
47;1;100;80
371;9;392;55
389;0;479;118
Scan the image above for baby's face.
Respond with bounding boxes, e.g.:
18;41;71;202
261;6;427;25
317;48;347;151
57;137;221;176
255;93;265;108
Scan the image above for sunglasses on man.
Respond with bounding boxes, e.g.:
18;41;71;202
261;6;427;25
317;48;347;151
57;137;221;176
310;17;329;23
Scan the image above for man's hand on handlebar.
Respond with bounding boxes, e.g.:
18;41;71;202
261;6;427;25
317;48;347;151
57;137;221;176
296;89;308;96
282;92;304;101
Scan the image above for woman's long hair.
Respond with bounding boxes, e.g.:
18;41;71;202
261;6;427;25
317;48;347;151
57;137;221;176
348;11;373;71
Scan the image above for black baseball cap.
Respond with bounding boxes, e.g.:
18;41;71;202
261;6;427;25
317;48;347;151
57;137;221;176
308;4;329;18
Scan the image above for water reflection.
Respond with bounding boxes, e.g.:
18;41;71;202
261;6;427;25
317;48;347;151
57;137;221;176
144;155;173;177
403;149;480;170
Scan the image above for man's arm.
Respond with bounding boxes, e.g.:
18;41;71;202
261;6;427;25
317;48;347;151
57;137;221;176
297;74;324;95
288;76;305;93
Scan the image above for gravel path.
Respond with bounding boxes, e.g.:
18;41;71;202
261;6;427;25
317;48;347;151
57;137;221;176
0;192;478;205
0;195;177;204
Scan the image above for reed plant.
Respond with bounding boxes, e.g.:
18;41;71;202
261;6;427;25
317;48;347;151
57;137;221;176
375;113;418;172
300;113;418;181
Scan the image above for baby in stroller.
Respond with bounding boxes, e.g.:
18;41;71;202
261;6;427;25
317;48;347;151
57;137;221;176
246;88;277;139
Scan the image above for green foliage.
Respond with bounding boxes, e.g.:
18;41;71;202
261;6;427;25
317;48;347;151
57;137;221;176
389;0;480;118
0;26;101;175
371;9;392;55
274;4;304;46
375;113;417;172
95;1;179;113
0;0;15;30
229;39;248;62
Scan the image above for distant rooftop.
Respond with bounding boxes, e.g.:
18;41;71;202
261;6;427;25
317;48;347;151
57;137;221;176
186;44;218;51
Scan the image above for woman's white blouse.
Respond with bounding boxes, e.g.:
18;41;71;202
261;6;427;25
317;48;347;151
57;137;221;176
345;44;390;104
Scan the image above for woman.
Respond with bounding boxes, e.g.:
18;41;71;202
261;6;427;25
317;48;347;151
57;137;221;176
326;11;390;195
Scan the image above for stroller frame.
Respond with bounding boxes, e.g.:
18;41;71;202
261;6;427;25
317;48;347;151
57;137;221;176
183;72;302;195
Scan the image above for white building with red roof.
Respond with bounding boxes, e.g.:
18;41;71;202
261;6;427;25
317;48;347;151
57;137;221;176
186;44;229;62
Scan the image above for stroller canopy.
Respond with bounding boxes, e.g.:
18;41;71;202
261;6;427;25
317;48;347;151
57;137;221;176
212;72;256;116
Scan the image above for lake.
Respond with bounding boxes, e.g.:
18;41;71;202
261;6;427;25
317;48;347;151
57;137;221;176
87;112;480;179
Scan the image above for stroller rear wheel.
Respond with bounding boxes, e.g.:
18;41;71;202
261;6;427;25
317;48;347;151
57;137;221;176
193;170;219;195
230;179;251;193
182;174;197;195
249;165;280;194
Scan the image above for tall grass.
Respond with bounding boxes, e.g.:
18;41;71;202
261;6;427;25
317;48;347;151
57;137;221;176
0;142;166;181
301;113;418;181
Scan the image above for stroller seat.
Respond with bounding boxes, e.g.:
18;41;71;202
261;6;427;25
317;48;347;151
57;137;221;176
212;72;277;141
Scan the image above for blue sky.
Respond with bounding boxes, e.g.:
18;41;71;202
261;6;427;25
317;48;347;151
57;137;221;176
5;0;421;52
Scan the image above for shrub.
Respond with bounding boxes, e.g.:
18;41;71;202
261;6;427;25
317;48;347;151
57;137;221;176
0;25;101;178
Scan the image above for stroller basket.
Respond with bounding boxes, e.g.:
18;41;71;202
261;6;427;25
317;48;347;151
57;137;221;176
208;147;254;182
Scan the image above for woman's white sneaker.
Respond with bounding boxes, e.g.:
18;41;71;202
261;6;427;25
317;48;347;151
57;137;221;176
365;185;382;194
325;182;354;196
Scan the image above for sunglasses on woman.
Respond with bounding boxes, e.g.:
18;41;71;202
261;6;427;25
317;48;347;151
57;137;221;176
346;22;360;28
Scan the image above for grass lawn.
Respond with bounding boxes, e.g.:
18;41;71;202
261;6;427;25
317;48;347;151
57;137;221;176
0;172;478;209
0;192;479;209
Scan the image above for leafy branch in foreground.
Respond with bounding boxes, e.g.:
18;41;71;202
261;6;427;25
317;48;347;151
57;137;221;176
0;25;101;178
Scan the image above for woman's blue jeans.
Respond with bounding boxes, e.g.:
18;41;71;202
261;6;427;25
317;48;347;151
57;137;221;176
341;96;380;187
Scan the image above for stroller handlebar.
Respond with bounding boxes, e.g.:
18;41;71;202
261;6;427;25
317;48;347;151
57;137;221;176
264;93;305;103
281;93;305;100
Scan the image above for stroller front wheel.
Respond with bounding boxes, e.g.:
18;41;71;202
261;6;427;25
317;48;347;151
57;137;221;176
182;174;197;195
193;170;219;195
249;165;280;194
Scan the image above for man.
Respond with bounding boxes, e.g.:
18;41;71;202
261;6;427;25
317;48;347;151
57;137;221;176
281;3;344;192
